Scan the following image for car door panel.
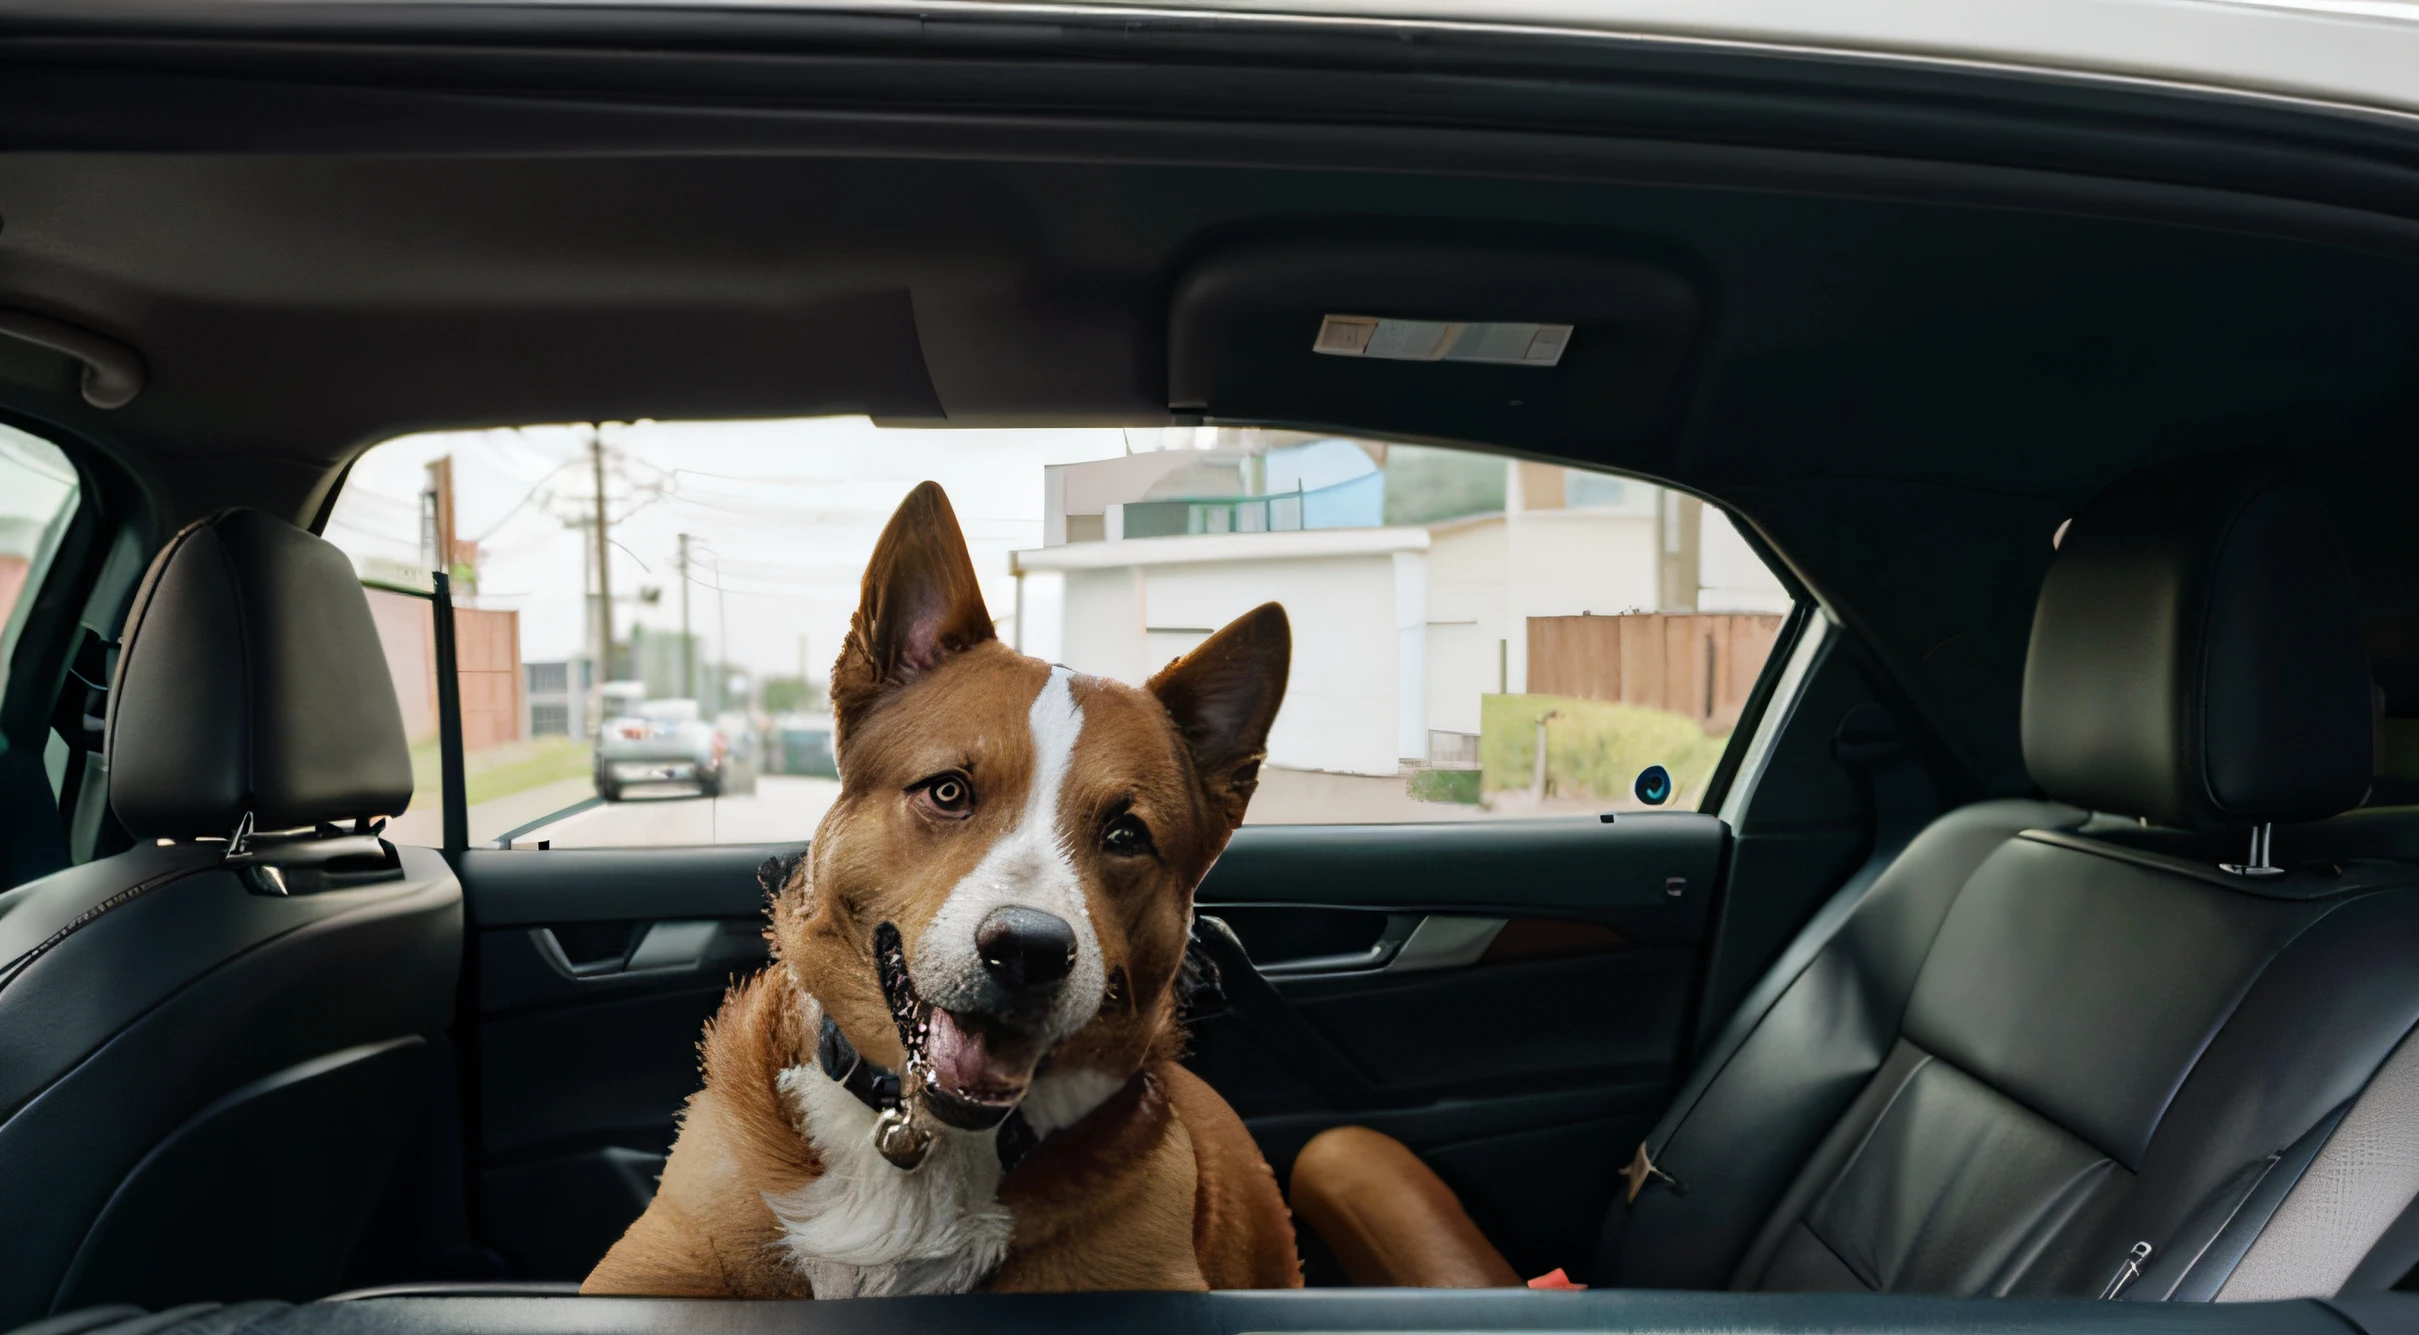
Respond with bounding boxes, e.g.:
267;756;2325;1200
478;930;770;1161
1181;814;1728;1279
466;844;784;925
455;815;1724;1281
457;845;796;1279
1281;948;1691;1092
1191;815;1719;1115
1201;813;1723;913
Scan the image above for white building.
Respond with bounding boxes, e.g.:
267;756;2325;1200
1012;443;1787;781
1017;527;1426;776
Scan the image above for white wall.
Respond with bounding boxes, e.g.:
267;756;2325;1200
1015;570;1067;663
1424;517;1510;736
1143;627;1209;679
1140;554;1406;776
1699;507;1794;613
1062;567;1146;687
1503;510;1658;691
1424;621;1490;738
1025;536;1418;778
1393;551;1428;764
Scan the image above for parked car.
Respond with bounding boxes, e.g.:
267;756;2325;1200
593;698;728;801
768;713;839;778
711;710;762;797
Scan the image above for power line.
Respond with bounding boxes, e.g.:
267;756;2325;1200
605;536;652;573
338;488;423;515
468;457;584;543
325;516;419;552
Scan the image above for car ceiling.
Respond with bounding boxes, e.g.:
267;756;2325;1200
5;6;2419;795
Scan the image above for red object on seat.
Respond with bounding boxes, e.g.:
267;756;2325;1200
1526;1268;1586;1290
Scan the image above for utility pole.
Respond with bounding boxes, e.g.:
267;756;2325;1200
677;532;694;699
589;427;613;685
715;556;730;711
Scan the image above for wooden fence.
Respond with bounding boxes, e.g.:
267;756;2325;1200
452;604;526;753
1526;612;1784;735
364;587;524;752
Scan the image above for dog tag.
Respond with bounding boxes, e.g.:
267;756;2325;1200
874;1105;933;1171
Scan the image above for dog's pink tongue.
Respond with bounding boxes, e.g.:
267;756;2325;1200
923;1009;1039;1103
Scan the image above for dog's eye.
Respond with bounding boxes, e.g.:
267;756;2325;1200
1102;813;1154;857
916;774;976;816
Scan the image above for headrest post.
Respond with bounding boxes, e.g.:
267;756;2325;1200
2221;822;2284;878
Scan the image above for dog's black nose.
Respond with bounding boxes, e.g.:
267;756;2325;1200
976;906;1076;989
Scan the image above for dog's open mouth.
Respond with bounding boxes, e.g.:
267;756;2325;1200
924;1008;1045;1114
873;921;1044;1131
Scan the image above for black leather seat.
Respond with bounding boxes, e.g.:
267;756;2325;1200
1605;458;2419;1299
1297;457;2419;1300
0;509;462;1324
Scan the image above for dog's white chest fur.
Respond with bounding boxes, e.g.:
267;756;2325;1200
767;1061;1124;1296
769;1064;1012;1298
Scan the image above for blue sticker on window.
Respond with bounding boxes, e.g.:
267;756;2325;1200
1634;764;1672;806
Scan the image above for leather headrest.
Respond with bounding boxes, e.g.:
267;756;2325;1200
105;508;414;839
2021;458;2371;829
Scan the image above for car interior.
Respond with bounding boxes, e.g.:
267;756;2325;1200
3;4;2419;1335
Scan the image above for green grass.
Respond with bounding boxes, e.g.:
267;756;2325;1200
408;735;594;808
1407;768;1483;805
1479;694;1726;809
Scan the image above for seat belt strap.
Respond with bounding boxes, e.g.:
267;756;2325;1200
1634;701;1935;1183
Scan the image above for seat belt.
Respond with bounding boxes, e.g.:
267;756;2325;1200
1621;700;1936;1204
49;626;118;864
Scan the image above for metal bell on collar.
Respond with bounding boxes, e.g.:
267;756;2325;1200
873;1105;932;1171
874;1061;935;1171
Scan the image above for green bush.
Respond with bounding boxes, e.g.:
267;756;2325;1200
1480;694;1725;808
1407;768;1483;805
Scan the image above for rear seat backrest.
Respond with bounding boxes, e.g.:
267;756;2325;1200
1604;457;2419;1300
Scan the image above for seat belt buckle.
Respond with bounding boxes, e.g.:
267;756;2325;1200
2100;1241;2153;1299
1622;1142;1682;1203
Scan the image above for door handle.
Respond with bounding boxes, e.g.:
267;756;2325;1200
532;920;723;981
1255;914;1419;976
1383;915;1507;973
1252;914;1506;978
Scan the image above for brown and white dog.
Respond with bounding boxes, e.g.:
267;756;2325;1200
584;481;1302;1298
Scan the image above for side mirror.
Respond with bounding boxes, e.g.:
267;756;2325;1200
1634;764;1672;806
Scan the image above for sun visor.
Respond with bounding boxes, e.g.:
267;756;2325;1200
1167;239;1699;456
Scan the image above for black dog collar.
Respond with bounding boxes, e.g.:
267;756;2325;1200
801;909;1235;1178
817;1015;1039;1172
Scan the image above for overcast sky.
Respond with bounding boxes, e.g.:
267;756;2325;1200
325;417;1128;683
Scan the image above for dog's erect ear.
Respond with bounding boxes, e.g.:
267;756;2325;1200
1149;603;1291;830
834;482;994;713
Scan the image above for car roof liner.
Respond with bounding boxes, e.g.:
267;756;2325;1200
5;6;2419;798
